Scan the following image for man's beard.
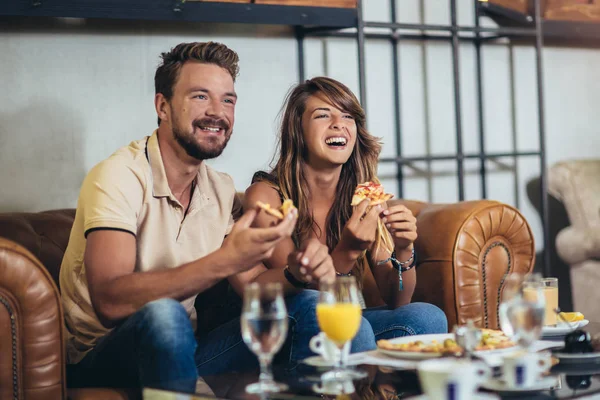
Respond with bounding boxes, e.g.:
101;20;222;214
173;117;232;161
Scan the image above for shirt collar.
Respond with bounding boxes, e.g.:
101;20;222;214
147;130;210;208
147;130;172;198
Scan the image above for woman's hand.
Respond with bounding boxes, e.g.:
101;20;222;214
288;238;336;285
381;204;417;251
337;200;383;259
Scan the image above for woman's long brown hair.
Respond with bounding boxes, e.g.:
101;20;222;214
254;77;393;285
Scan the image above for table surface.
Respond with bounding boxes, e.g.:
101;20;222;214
144;322;600;400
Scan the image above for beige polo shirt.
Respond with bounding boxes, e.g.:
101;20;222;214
59;130;235;364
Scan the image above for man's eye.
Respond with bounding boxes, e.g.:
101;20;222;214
195;95;207;100
224;98;235;104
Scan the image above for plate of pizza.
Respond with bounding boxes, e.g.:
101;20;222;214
376;330;516;360
351;182;394;207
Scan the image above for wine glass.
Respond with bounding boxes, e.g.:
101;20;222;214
241;282;289;394
317;276;367;381
505;273;546;351
499;272;525;337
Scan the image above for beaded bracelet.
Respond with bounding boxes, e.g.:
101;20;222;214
377;248;416;291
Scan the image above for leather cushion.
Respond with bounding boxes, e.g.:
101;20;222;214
0;209;75;288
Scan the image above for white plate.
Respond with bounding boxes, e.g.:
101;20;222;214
302;353;368;367
480;376;559;393
377;333;517;361
302;355;335;367
405;393;499;400
542;319;589;337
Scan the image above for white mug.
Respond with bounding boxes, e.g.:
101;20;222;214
309;332;350;365
502;351;552;388
418;358;492;400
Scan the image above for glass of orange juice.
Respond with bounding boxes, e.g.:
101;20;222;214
541;278;559;325
317;276;366;381
522;275;559;326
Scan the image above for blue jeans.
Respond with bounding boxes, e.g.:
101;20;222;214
350;302;448;352
66;291;377;394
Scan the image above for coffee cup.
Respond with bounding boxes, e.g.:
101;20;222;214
502;351;552;388
417;358;491;400
309;332;350;365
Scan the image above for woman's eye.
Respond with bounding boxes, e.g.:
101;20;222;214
343;114;354;119
315;114;328;119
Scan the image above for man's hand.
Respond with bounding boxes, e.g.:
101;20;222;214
221;205;298;272
381;204;417;250
287;238;335;286
337;199;382;258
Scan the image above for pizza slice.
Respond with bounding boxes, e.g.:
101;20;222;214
256;201;284;219
280;199;295;218
351;181;394;206
256;199;296;220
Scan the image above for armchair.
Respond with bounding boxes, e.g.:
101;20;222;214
547;159;600;322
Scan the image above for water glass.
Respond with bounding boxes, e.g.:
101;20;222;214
508;273;546;350
241;282;289;394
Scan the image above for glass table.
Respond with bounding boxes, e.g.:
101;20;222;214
143;323;600;400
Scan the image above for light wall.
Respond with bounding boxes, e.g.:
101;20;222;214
1;0;599;253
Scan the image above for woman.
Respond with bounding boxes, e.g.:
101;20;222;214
244;77;447;349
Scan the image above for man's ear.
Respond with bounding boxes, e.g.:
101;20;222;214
155;93;169;125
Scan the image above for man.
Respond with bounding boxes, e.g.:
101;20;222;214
60;42;377;394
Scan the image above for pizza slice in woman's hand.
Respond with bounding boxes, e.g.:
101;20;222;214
351;181;394;206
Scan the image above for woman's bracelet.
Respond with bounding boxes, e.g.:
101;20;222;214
376;248;416;291
377;247;416;271
283;265;310;289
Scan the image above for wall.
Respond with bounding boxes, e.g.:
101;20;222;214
1;0;599;253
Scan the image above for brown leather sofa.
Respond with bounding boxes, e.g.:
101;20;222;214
0;198;535;400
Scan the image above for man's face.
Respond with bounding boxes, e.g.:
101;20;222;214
167;62;237;160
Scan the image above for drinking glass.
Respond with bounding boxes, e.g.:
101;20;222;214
317;276;367;381
499;273;525;337
541;277;559;326
507;273;546;351
241;282;289;394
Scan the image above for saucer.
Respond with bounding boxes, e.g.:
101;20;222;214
480;375;558;393
302;356;334;367
405;393;499;400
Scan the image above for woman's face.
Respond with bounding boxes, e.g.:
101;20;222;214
301;93;357;168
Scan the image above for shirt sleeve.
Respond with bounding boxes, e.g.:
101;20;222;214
79;158;145;237
225;213;234;236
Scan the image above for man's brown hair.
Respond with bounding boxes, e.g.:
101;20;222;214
155;42;240;125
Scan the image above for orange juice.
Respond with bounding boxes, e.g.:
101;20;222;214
523;286;558;325
316;303;362;345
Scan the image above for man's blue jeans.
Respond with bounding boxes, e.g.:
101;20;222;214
66;290;378;394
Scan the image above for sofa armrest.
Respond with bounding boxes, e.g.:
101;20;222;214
556;224;600;265
403;200;535;330
0;237;66;400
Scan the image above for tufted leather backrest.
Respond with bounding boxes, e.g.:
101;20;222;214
0;209;75;288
